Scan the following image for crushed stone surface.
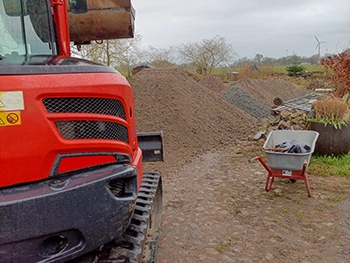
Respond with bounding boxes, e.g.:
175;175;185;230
222;86;271;119
232;77;308;107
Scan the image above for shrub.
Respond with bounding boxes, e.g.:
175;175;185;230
310;96;350;129
285;64;305;77
321;52;350;97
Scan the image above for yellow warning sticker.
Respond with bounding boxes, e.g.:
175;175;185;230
0;91;24;111
0;111;22;126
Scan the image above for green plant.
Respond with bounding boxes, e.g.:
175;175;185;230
285;64;305;77
309;96;350;129
308;117;347;129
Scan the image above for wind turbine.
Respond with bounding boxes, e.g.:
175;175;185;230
315;36;325;63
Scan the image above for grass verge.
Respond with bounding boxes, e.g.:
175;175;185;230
308;153;350;177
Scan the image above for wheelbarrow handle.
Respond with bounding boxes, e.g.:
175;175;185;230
248;156;258;163
249;156;273;173
263;147;288;151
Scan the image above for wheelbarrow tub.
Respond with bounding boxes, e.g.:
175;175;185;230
263;130;319;171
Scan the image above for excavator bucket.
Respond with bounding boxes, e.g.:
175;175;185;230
68;0;135;43
137;132;164;162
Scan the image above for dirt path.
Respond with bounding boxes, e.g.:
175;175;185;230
156;142;350;263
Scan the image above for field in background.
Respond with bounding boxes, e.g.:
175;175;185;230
209;64;332;91
212;64;327;81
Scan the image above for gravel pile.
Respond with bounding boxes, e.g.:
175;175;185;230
222;86;271;119
232;77;307;107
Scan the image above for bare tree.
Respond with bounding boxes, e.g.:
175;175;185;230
113;34;143;77
178;36;235;75
253;53;264;66
71;34;143;78
143;46;176;67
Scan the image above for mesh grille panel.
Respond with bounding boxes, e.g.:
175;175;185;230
55;121;129;143
43;98;126;120
108;179;125;197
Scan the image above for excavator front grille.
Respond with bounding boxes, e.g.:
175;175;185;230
55;121;129;143
43;98;127;120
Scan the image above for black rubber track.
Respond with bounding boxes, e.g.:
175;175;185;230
71;173;162;263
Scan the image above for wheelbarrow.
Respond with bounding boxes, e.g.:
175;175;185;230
251;130;319;197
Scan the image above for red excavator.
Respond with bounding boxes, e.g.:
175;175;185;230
0;0;163;262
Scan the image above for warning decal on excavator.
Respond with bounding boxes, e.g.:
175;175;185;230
0;112;21;126
0;91;24;111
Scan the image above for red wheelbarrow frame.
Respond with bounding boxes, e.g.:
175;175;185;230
252;156;311;197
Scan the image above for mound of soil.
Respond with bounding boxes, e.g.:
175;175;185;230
233;77;307;107
199;74;228;94
184;70;203;82
222;86;271;119
130;68;257;167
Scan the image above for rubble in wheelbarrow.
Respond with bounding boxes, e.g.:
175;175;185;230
273;140;311;153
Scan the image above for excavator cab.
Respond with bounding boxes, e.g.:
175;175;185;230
1;0;54;56
0;0;89;58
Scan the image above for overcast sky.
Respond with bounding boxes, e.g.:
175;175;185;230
132;0;350;59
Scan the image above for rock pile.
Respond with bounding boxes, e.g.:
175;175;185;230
222;86;271;119
270;108;309;130
221;77;309;126
232;77;307;107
